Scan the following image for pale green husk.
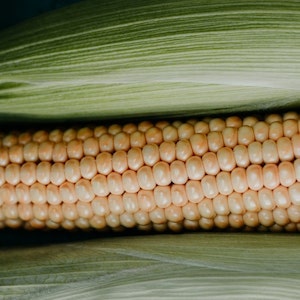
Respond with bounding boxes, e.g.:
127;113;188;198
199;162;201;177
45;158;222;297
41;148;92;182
1;1;300;299
0;0;299;121
1;233;300;299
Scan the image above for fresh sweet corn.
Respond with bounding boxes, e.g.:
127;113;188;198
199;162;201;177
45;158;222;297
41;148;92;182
0;111;300;232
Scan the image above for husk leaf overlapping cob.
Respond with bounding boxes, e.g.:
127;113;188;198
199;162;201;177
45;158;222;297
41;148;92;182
0;0;299;121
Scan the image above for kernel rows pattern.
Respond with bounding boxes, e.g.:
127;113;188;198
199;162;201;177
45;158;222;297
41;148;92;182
0;112;300;232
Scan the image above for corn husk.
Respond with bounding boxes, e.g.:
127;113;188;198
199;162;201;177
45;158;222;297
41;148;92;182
1;232;300;299
0;0;300;299
0;0;299;122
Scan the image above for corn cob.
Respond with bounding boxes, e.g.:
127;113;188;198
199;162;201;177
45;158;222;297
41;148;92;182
0;111;300;232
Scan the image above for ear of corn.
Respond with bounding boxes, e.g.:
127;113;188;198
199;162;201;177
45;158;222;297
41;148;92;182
1;112;300;232
1;0;300;299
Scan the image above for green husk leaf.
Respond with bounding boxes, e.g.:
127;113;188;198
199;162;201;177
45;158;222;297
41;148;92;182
0;0;299;122
1;233;300;299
